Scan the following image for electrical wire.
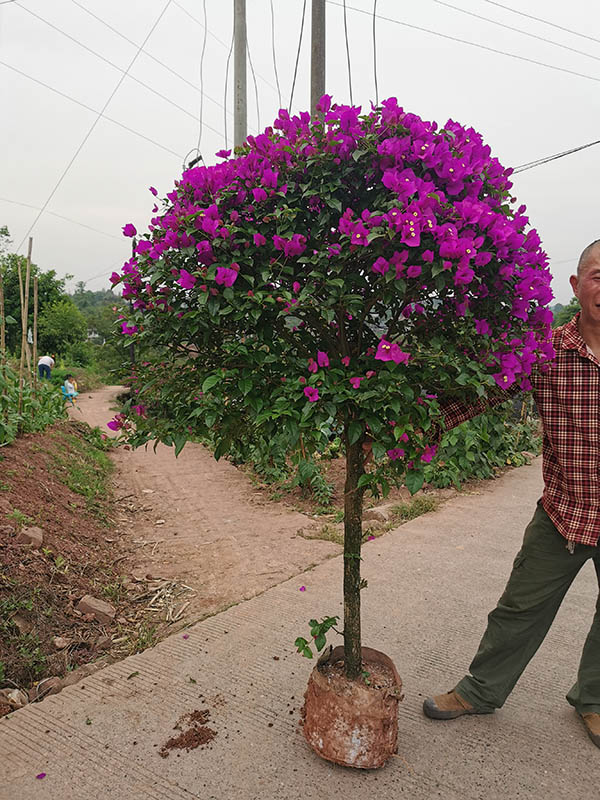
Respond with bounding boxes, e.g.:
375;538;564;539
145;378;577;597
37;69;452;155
0;197;122;241
328;1;600;88
372;0;379;106
15;2;223;138
270;0;282;109
480;0;600;47
289;0;307;111
247;36;261;132
432;0;600;65
0;60;183;159
514;138;600;173
196;0;208;152
69;0;231;122
15;0;174;253
173;0;278;94
342;0;353;105
223;18;235;149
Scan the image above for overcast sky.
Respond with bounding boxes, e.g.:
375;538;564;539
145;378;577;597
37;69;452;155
1;0;598;303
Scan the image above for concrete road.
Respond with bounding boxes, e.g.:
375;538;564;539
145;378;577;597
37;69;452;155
2;459;599;799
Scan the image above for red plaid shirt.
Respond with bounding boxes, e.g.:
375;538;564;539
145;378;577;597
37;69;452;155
443;314;600;547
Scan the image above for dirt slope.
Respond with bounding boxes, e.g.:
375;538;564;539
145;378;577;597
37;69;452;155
72;387;340;623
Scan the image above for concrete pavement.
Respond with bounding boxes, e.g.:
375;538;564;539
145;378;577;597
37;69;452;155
2;458;599;799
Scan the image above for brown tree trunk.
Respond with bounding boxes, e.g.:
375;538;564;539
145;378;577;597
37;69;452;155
343;430;365;680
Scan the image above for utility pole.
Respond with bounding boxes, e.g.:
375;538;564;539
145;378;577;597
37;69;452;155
311;0;326;116
234;0;247;147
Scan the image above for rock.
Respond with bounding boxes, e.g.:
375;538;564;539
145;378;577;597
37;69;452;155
142;489;154;494
77;595;116;624
95;635;112;651
0;688;28;709
0;524;15;537
12;614;33;634
53;636;69;650
30;676;63;701
62;659;109;688
155;519;165;525
362;508;388;523
15;526;43;548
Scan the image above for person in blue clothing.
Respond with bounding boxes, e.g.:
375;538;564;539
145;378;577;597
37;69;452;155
63;374;79;403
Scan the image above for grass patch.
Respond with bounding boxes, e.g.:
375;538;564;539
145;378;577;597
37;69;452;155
390;495;439;522
48;425;114;524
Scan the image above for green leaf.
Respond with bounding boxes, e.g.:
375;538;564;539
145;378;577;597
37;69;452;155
202;375;220;393
173;434;187;457
405;470;425;495
371;441;386;461
239;377;252;396
315;633;326;651
348;421;363;446
357;473;372;489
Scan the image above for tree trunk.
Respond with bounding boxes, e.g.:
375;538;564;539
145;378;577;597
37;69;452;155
343;431;365;680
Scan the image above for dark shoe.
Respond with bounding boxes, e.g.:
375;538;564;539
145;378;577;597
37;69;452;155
580;713;600;748
423;689;492;720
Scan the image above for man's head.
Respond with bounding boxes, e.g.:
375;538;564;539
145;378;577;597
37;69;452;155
570;240;600;327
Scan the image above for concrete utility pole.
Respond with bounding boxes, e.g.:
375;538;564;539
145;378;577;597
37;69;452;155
311;0;326;116
234;0;247;147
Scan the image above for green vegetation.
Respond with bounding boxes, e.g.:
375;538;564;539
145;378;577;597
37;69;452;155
391;496;439;521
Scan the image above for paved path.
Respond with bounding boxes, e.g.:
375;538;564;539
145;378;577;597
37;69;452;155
2;458;599;799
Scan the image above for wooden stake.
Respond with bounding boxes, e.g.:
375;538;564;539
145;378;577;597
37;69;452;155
0;271;5;365
17;238;33;416
33;276;38;392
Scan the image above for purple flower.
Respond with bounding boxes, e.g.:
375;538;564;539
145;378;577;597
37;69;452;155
304;386;319;402
122;223;137;237
317;351;329;368
292;281;301;293
299;585;306;591
121;322;138;336
132;404;146;416
341;356;350;367
36;773;46;780
421;444;437;463
149;186;158;196
252;187;267;203
475;318;491;336
216;149;231;158
307;358;318;374
253;233;266;246
372;256;389;275
107;419;121;431
182;633;190;639
375;339;410;365
406;264;422;279
349;377;363;389
387;448;405;460
215;266;238;287
109;272;121;285
178;269;196;290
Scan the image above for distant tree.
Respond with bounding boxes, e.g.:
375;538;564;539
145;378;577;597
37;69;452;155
553;297;579;327
37;297;87;356
0;247;69;353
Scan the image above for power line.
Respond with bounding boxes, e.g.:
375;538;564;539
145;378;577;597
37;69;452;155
432;0;600;66
479;0;600;47
196;0;208;152
0;197;122;241
173;0;278;95
289;0;307;111
514;138;600;173
270;0;282;109
69;0;232;122
15;0;174;253
372;0;379;106
342;0;353;105
15;2;224;139
328;1;600;87
247;36;261;132
0;60;183;159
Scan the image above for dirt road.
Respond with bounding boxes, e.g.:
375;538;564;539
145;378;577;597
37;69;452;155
70;386;339;622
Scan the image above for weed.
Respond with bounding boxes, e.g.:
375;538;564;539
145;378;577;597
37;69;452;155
0;481;9;491
102;580;126;604
130;621;158;654
6;508;34;527
391;496;439;522
299;523;343;546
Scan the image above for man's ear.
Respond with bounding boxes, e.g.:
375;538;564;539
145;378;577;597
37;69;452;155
569;274;579;298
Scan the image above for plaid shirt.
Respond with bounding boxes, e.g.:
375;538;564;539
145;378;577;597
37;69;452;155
442;314;600;547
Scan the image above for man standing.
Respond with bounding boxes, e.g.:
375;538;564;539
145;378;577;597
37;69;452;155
37;354;55;380
424;240;600;749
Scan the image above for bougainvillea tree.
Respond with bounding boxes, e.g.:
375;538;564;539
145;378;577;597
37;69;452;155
110;96;554;679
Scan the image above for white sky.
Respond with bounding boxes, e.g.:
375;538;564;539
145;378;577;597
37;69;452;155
0;0;598;303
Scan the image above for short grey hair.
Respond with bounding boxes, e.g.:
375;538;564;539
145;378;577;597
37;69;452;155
577;239;600;276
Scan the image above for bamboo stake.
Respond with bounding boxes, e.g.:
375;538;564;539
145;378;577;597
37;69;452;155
17;238;32;416
0;272;5;365
33;276;38;393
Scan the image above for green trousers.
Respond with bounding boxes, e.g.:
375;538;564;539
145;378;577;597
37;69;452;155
456;502;600;714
